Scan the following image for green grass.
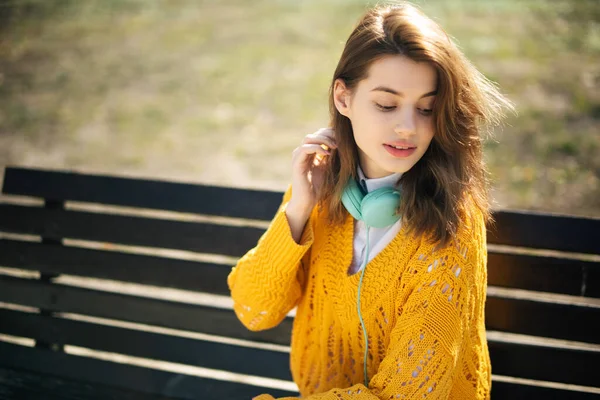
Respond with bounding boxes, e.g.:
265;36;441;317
0;0;598;216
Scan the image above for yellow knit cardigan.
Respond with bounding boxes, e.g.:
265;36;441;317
227;185;491;399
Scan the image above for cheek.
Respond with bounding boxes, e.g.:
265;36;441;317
418;118;435;140
352;108;384;137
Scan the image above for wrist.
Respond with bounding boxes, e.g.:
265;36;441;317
287;199;313;218
285;200;313;244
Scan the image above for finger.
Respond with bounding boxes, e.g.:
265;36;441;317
305;127;336;141
302;135;337;150
306;128;336;141
314;127;335;137
294;144;332;158
314;153;328;165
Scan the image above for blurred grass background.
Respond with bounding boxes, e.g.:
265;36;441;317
0;0;598;216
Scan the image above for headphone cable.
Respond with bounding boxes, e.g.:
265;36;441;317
357;226;370;387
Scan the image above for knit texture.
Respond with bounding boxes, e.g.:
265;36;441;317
227;185;491;399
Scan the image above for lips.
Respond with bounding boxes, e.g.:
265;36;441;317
384;144;417;158
385;142;416;150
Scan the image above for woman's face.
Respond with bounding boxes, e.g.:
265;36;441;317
334;55;437;179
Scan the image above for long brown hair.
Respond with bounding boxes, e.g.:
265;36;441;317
317;2;513;247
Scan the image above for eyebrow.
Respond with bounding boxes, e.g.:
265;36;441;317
370;86;437;99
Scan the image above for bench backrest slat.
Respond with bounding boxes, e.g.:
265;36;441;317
487;251;600;297
490;210;600;254
0;367;177;400
5;167;600;253
2;239;598;299
2;306;599;390
2;272;598;346
0;341;298;399
0;239;231;294
0;204;264;257
0;308;293;382
485;296;600;343
0;275;293;346
489;340;600;388
2;167;282;220
492;380;599;400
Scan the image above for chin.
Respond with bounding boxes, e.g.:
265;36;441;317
385;161;417;175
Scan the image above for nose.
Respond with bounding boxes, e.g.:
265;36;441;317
394;107;416;135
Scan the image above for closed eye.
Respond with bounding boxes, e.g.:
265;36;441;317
375;103;396;111
376;103;433;115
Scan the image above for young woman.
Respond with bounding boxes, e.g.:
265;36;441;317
227;3;512;399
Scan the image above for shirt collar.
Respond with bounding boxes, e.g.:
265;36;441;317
357;165;402;193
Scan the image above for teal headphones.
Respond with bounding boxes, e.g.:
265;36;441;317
341;178;402;228
341;177;401;388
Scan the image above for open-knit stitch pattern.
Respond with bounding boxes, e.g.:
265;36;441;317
227;185;491;399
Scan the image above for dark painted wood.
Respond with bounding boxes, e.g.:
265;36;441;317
487;339;600;387
0;367;176;400
2;368;597;400
0;342;299;399
487;251;599;297
5;167;600;254
0;204;265;257
4;239;597;299
0;239;232;295
491;379;600;400
2;167;283;221
0;308;292;381
1;363;596;400
0;275;293;346
2;273;599;345
485;296;600;344
2;271;600;347
2;166;600;399
587;265;600;298
2;308;599;387
488;210;600;254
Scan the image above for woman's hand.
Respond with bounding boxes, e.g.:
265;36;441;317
285;128;337;243
289;127;337;214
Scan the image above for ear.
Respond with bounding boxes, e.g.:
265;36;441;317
333;79;352;118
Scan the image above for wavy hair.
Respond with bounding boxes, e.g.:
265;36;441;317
317;2;514;247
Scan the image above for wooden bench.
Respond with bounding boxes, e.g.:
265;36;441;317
0;166;598;400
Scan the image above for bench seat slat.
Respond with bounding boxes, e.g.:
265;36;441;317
2;167;283;221
0;204;263;257
1;309;599;388
0;367;175;400
0;239;232;295
0;275;293;346
0;342;299;399
2;239;598;298
0;308;292;382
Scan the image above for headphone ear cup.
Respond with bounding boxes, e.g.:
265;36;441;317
361;188;401;228
341;178;365;221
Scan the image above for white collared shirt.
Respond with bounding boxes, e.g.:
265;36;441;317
348;166;403;275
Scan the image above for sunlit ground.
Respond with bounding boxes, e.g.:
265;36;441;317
0;0;598;216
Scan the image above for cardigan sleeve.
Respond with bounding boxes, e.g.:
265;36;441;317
227;184;314;332
252;210;487;400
